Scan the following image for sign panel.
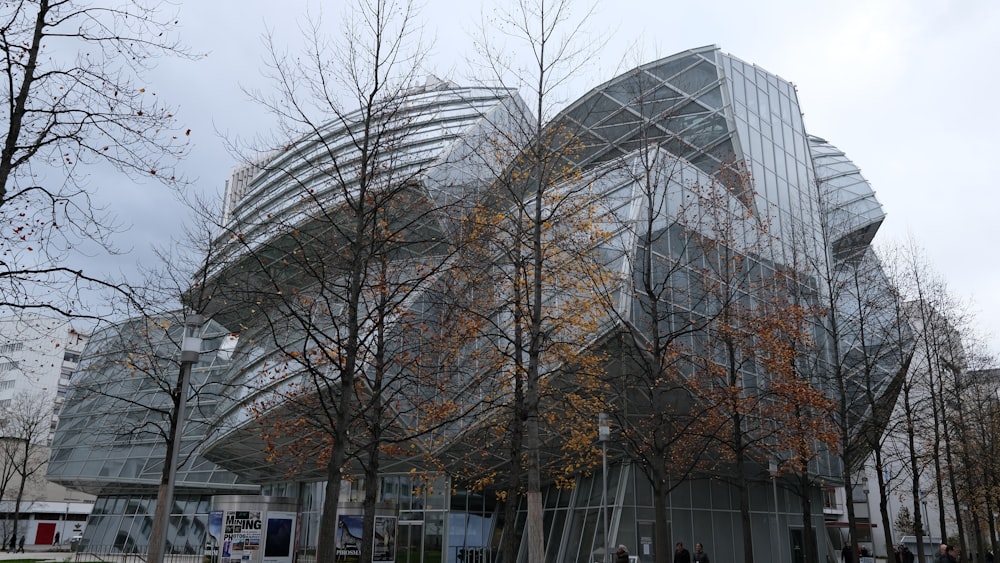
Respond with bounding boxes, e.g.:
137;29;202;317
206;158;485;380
263;512;296;563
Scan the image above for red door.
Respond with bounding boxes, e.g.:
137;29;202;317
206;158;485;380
35;522;56;545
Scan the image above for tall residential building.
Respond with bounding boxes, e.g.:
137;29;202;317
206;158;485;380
0;313;95;546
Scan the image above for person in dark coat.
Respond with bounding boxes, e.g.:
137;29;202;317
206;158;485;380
17;535;25;553
616;545;631;563
675;543;691;563
693;543;710;563
843;544;854;563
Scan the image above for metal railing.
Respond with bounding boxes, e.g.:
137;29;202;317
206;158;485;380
71;544;210;563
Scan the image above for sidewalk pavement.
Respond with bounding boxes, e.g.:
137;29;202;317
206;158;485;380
0;546;75;561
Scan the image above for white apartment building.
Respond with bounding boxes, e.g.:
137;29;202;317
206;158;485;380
0;313;94;547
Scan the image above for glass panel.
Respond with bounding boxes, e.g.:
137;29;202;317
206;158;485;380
640;85;685;118
697;87;723;109
424;475;449;509
424;513;445;563
544;509;567;563
671;60;719;94
399;522;423;563
681;113;727;148
603;79;644;105
565;94;621;128
645;55;700;83
593;110;642;142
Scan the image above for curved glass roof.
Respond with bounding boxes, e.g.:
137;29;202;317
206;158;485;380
809;135;885;258
551;46;733;176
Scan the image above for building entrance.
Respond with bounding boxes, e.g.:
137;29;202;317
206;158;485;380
399;520;424;563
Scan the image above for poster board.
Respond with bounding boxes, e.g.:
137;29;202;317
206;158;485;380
335;511;398;563
222;510;263;563
263;512;296;563
373;515;397;563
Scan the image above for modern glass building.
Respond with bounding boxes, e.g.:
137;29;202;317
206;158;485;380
49;46;904;563
47;315;259;553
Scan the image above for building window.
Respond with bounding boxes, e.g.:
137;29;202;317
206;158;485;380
0;361;18;373
823;488;837;510
0;380;14;391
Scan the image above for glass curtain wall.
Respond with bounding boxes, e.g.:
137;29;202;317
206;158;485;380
83;494;213;554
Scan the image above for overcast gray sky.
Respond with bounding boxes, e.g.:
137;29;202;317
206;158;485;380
95;0;1000;349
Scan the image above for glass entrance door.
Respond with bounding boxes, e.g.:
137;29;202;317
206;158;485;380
398;521;424;563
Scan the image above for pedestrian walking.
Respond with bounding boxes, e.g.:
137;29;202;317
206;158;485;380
694;543;710;563
616;545;631;563
675;543;691;563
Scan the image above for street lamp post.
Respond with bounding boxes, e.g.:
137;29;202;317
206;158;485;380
861;475;872;556
599;413;610;563
148;314;203;563
921;494;930;540
60;500;71;545
770;460;782;563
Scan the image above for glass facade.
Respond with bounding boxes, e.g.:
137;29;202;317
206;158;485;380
49;47;903;563
47;315;259;552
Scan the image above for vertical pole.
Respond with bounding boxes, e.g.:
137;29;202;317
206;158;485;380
148;315;202;563
600;413;610;563
603;440;609;563
148;359;194;563
885;469;895;550
771;460;782;563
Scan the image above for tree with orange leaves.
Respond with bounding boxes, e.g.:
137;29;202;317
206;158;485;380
464;2;610;562
751;263;838;563
670;163;836;563
445;148;617;563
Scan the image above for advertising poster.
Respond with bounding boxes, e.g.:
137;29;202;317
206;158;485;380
335;514;364;563
373;515;397;563
209;511;224;538
222;510;263;563
263;511;296;563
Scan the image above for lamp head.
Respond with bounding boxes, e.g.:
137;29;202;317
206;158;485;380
181;314;204;364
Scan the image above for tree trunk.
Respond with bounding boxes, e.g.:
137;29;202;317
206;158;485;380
653;480;672;563
734;420;753;563
876;460;895;560
316;448;348;563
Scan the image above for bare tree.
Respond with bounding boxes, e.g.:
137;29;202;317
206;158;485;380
897;240;969;551
0;391;54;551
0;0;193;319
195;3;491;563
877;239;941;563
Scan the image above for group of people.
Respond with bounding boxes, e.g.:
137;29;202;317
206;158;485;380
674;541;711;563
937;543;961;563
842;543;874;563
3;534;25;553
611;540;709;563
894;544;915;563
